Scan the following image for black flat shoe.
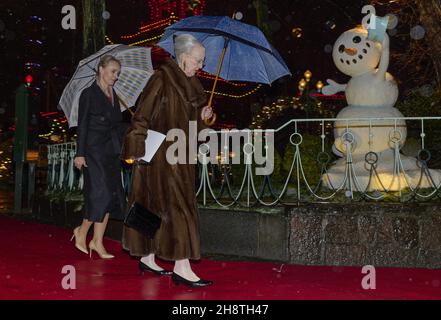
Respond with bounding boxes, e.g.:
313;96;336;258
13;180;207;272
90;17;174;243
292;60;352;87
172;272;213;288
139;261;172;276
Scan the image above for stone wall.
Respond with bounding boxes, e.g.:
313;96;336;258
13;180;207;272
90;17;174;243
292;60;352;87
289;203;441;268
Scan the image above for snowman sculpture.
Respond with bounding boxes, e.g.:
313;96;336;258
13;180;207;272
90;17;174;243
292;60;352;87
322;24;441;191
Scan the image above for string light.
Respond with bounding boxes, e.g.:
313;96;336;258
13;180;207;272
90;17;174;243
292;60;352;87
140;16;178;29
200;0;206;15
196;71;248;86
107;33;164;46
122;22;169;39
121;16;178;39
146;1;199;21
129;34;164;46
180;0;185;18
105;35;114;44
204;85;262;99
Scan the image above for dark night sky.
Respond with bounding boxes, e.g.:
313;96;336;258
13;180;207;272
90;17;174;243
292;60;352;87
0;0;410;127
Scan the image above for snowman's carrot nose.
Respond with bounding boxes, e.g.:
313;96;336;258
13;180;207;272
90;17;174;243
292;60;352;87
344;48;358;56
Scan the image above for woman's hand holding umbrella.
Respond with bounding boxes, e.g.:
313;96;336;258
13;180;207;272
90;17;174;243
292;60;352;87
201;105;214;121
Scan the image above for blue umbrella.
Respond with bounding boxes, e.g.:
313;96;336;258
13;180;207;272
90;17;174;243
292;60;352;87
157;15;291;125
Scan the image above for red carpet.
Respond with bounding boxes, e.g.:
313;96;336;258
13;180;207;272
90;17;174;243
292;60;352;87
1;215;440;300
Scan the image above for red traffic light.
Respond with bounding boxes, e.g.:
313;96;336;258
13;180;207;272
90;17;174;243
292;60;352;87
25;74;33;85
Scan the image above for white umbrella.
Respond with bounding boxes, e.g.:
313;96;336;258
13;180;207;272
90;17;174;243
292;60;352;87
58;44;154;127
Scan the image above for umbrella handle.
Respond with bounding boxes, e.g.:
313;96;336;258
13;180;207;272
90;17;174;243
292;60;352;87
115;93;135;117
203;112;217;126
203;37;230;126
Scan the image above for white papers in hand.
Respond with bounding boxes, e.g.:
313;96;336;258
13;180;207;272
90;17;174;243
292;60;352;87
139;129;166;163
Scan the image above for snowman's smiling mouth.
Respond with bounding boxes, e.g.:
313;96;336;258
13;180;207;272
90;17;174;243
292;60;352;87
338;43;370;66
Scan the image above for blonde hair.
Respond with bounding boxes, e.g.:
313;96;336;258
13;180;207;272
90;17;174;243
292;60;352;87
96;55;121;76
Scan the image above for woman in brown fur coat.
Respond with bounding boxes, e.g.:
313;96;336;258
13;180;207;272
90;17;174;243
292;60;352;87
121;34;213;287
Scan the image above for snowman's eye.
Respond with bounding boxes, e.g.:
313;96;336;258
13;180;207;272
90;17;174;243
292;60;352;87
353;36;361;43
338;45;345;53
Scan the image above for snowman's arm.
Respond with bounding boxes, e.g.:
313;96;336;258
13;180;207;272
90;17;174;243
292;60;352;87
376;33;390;80
322;79;347;95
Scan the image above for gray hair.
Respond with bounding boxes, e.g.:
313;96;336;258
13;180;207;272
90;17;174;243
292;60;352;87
96;55;121;76
173;34;204;63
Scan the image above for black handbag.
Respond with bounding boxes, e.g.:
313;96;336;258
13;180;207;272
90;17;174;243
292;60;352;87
124;202;161;239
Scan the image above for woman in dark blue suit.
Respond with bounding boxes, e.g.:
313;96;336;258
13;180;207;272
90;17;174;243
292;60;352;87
71;55;127;259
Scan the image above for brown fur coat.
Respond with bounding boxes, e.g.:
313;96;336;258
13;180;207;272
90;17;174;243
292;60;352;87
121;59;207;260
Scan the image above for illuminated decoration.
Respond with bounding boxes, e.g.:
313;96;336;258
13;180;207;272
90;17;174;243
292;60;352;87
304;70;312;81
38;112;69;140
196;71;247;87
105;35;115;45
25;74;33;86
191;0;205;16
316;80;324;92
25;62;41;68
250;97;302;129
127;33;164;46
28;39;43;45
30;15;42;21
204;85;262;99
297;70;329;96
120;16;178;40
147;0;205;22
0;140;14;184
292;27;302;38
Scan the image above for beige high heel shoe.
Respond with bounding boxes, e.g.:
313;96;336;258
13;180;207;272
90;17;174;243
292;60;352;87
89;240;114;259
70;226;88;255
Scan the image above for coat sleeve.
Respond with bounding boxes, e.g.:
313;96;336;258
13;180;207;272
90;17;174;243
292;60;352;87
121;72;164;159
75;89;91;157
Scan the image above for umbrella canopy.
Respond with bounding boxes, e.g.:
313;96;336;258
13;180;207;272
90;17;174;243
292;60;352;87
157;16;291;84
59;44;154;127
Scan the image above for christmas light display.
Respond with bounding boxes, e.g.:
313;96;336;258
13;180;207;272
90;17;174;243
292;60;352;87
204;85;262;99
38;112;68;141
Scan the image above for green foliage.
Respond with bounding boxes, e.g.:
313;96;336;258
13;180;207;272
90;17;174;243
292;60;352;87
268;149;284;184
396;88;441;167
396;89;441;117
